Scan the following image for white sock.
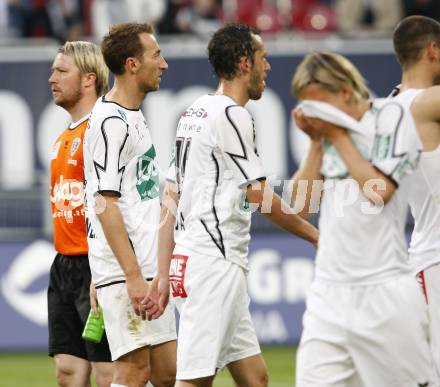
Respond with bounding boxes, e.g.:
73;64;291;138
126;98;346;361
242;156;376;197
111;384;128;387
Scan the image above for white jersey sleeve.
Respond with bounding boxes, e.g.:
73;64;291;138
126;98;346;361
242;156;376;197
217;105;265;188
92;117;129;195
371;101;422;185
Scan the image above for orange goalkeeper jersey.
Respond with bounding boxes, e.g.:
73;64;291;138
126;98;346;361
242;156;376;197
50;115;88;255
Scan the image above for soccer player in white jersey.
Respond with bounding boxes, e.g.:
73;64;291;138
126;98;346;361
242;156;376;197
146;24;319;387
83;22;176;387
291;51;438;387
391;15;440;378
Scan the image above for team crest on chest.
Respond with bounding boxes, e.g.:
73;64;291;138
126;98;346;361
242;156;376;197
70;138;81;157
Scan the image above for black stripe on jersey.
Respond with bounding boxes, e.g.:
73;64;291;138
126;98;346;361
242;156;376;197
101;95;140;112
224;105;249;180
93;116;129;191
387;85;400;98
200;151;226;258
95;277;154;289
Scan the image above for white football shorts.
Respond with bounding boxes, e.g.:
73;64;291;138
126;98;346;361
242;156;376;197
97;282;177;361
296;275;438;387
419;262;440;380
170;248;261;380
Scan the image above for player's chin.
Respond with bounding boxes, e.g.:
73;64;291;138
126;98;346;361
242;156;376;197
149;82;160;92
249;89;264;101
53;96;66;107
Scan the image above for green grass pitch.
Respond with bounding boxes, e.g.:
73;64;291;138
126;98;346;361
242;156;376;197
0;346;296;386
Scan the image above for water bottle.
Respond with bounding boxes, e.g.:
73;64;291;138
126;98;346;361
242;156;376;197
82;306;105;343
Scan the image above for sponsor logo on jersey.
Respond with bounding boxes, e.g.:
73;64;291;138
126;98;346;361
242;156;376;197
70;137;81;157
50;175;84;211
136;146;159;201
170;254;188;298
181;107;208;118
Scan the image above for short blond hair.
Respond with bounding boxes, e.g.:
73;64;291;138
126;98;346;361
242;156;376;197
59;41;109;97
292;51;369;103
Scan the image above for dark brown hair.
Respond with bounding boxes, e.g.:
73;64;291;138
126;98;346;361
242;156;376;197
208;23;260;80
393;15;440;69
101;22;154;75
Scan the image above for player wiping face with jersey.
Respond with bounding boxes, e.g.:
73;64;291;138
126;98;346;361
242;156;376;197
291;50;438;387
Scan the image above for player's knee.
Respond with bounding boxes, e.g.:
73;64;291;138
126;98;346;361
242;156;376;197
246;370;268;387
150;372;176;387
55;366;81;387
114;363;151;386
151;375;176;387
55;368;71;387
95;369;113;387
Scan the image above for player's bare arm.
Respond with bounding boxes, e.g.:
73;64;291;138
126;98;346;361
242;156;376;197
316;120;396;204
97;192;149;319
246;180;319;247
411;86;440;151
289;109;324;218
142;181;179;319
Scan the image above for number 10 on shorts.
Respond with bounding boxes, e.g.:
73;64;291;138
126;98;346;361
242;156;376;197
170;255;188;298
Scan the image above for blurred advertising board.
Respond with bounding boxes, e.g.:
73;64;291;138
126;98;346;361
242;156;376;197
0;41;400;190
0;234;315;350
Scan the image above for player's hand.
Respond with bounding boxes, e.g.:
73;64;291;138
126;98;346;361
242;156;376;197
294;109;346;142
126;274;149;320
141;275;170;320
293;109;321;141
89;283;99;317
307;117;346;142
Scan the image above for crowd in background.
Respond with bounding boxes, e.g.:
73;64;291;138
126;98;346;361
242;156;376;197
0;0;439;43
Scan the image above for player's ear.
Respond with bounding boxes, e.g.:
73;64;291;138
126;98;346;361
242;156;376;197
340;83;353;103
237;55;252;76
125;56;140;74
427;40;440;62
83;72;97;89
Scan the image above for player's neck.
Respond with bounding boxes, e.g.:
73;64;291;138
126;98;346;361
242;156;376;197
106;79;145;110
400;64;436;91
67;94;96;122
215;80;249;106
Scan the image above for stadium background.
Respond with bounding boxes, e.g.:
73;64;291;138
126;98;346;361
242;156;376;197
0;0;435;385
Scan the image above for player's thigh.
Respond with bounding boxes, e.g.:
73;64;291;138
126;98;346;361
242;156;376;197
227;353;268;387
296;338;357;387
297;284;356;387
424;264;440;377
217;294;261;372
175;254;244;379
48;255;88;359
351;276;436;387
149;340;177;386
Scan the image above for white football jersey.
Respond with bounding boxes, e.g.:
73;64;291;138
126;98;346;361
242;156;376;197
167;94;265;269
316;98;421;283
84;96;160;287
393;89;440;274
